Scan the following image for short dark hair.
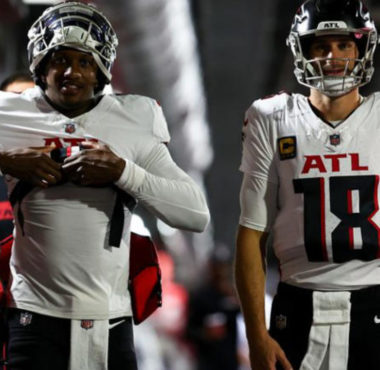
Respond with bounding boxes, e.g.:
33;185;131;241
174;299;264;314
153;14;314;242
0;71;34;91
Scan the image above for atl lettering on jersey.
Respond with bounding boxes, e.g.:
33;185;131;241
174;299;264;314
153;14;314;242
43;138;98;147
302;153;368;174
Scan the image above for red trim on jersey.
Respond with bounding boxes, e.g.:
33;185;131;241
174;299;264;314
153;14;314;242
67;146;72;157
368;176;380;258
347;190;354;249
0;234;12;246
0;201;13;221
320;178;328;261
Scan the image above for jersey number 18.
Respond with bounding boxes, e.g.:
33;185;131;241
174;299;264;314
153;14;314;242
293;175;380;262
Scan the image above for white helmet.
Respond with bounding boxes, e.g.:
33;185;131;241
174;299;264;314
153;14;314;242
27;2;118;89
287;0;378;97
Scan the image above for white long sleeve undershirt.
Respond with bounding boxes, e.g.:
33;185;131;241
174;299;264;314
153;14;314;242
115;143;210;232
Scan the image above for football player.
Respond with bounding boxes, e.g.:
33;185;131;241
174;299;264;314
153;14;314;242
235;0;380;369
0;3;210;370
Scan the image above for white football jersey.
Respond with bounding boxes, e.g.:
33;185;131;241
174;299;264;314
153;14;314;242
240;91;380;290
0;87;209;319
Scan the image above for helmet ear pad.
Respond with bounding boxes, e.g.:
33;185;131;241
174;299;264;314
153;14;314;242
95;71;107;94
33;52;50;91
299;36;314;60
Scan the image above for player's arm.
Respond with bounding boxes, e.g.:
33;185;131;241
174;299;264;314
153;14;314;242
0;146;62;188
115;142;210;232
62;141;210;232
235;226;292;370
237;96;293;369
235;172;292;370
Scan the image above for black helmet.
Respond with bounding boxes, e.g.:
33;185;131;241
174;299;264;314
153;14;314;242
287;0;378;96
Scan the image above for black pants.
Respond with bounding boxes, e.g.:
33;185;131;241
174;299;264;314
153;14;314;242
6;309;138;370
269;283;380;370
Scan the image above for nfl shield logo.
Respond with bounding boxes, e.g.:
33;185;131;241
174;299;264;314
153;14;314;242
81;320;94;330
275;314;287;330
64;122;76;134
19;312;33;326
329;134;340;146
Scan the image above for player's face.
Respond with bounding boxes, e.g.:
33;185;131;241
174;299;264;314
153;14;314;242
43;49;98;117
308;35;359;76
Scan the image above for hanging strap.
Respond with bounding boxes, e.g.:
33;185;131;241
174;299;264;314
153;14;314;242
69;319;109;370
300;291;351;370
108;185;136;247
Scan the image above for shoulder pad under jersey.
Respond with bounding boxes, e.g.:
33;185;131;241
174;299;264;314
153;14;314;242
112;94;170;143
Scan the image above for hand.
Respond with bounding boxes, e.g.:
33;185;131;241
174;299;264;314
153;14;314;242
249;334;293;370
0;146;62;188
61;141;126;186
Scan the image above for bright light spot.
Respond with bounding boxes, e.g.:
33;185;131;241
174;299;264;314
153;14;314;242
130;215;151;237
157;219;177;237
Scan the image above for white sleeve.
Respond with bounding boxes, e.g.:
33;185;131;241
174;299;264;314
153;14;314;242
240;103;277;183
239;173;278;232
239;100;279;231
115;143;210;232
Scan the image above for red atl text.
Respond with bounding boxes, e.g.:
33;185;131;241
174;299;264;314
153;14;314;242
302;153;368;174
43;138;98;148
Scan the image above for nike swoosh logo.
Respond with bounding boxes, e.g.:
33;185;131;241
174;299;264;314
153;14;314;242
374;315;380;324
109;319;125;329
